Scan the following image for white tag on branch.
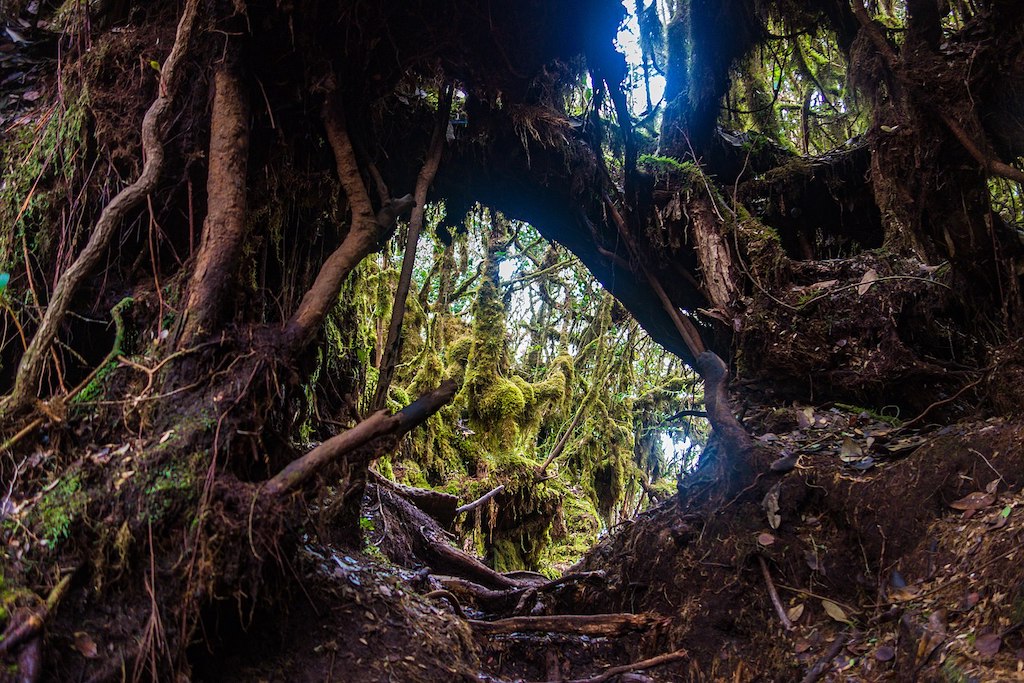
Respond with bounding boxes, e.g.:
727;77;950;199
857;268;878;295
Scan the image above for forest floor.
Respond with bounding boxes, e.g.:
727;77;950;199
43;404;1017;683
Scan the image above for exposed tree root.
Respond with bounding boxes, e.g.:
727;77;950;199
553;649;690;683
1;0;202;415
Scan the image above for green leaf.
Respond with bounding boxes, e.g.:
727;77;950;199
1001;505;1012;518
149;59;161;73
0;272;9;297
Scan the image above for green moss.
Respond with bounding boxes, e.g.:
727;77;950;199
0;86;89;266
29;472;87;546
72;297;133;404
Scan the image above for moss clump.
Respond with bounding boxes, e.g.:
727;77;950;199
141;454;199;522
540;485;602;573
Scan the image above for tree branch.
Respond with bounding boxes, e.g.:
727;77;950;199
283;94;414;351
262;379;457;497
372;82;454;410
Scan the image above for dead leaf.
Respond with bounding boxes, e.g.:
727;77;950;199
822;599;851;624
73;632;98;658
757;532;775;547
986;479;1000;494
807;279;838;292
889;585;922;602
794;638;813;654
839;437;862;462
949;491;996;511
787;603;805;622
875;645;895;662
857;268;878;295
796;408;814;430
975;632;1002;657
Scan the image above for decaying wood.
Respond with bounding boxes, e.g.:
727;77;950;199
456;484;505;515
757;555;793;631
469;613;663;636
1;0;202;415
263;380;457;497
688;194;741;317
178;61;250;346
559;649;690;683
434;576;521;612
369;469;459;527
0;571;73;683
419;525;522;590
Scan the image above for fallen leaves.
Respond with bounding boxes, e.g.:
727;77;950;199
821;599;852;625
949;491;996;512
974;632;1002;657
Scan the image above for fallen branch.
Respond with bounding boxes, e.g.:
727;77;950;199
757;555;793;631
263;380;456;497
2;0;202;415
469;613;663;637
561;649;689;683
799;634;848;683
456;484;505;515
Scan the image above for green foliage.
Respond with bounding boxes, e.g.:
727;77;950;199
638;153;697;176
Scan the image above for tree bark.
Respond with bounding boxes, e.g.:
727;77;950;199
178;61;250;346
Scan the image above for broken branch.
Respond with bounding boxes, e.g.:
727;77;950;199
456;484;505;515
263;380;456;497
469;613;663;637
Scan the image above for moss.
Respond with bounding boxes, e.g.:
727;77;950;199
29;472;88;547
540;485;602;572
141;454;199;522
0;86;90;266
72;297;134;405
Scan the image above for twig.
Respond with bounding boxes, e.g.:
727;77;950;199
899;373;985;429
799;634;848;683
559;649;689;683
456;484;505;515
758;555;794;631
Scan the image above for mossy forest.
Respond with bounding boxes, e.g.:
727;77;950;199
1;0;1024;680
